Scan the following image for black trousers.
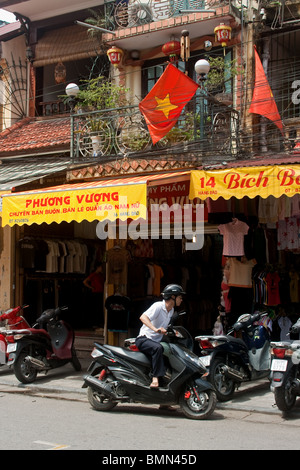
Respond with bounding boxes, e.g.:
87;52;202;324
135;336;165;378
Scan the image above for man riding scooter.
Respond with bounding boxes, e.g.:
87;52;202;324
135;284;185;388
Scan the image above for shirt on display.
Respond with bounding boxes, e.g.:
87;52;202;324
106;247;129;285
218;218;249;256
18;237;91;274
105;294;130;332
227;257;256;288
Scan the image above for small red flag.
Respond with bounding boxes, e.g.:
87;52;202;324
139;63;198;144
249;47;283;134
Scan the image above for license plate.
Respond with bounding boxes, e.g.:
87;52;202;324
271;359;288;371
6;343;17;353
200;355;211;367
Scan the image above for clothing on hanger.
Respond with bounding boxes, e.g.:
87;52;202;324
218;218;249;256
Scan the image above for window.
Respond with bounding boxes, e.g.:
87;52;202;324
142;58;185;96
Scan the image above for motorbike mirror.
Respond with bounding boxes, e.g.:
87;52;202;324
292;350;300;365
291;318;300;334
54;306;68;316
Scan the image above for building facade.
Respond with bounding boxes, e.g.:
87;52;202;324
0;0;300;348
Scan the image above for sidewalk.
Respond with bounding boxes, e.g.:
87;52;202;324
0;358;285;415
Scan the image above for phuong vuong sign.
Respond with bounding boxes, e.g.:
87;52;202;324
2;181;147;227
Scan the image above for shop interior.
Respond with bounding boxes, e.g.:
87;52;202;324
17;193;300;345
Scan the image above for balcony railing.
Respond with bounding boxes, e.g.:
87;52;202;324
70;94;240;162
104;0;231;31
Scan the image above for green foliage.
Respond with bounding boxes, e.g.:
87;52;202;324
76;76;129;110
84;8;106;39
205;56;243;93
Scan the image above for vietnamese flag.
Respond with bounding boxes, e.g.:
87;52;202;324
249;47;283;134
139;63;198;144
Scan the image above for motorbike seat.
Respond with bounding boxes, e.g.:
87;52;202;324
106;345;151;367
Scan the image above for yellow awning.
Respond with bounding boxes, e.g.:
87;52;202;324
189;165;300;201
2;177;147;227
2;171;190;227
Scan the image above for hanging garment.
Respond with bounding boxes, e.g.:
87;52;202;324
106;247;129;285
278;316;292;341
258;196;279;224
105;294;130;332
218;218;249;256
265;271;281;306
227;257;256;288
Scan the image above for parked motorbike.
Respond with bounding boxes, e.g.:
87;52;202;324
270;318;300;412
0;305;30;366
6;306;81;383
83;313;217;419
195;311;271;401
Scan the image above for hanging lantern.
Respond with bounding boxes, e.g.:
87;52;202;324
54;61;66;84
214;23;232;54
107;46;124;67
162;40;181;62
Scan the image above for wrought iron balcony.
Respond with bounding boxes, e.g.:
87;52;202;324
104;0;231;31
70;93;240;163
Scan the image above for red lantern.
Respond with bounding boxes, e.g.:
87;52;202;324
162;40;181;62
107;46;124;67
214;23;232;54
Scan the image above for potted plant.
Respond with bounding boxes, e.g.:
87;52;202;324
68;76;129;156
75;76;129;111
205;56;243;105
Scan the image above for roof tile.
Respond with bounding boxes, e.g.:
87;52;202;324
0;117;70;154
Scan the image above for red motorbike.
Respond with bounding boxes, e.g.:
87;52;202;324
0;305;30;366
6;306;81;383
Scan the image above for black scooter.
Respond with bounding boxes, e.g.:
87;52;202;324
6;306;81;383
83;314;217;419
196;311;271;401
270;318;300;412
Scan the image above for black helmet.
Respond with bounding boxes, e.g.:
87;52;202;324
161;284;185;300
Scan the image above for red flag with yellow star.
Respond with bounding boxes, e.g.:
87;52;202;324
139;63;198;144
249;47;283;134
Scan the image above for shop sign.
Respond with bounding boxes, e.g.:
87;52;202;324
189;165;300;201
2;183;147;227
148;180;208;222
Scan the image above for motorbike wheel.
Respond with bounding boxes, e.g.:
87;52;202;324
209;358;236;402
87;369;117;412
14;351;37;384
274;369;297;412
179;384;217;420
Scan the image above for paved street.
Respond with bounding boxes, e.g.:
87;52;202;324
0;363;299;451
0;391;299;451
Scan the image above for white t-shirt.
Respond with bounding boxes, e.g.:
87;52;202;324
138;300;174;342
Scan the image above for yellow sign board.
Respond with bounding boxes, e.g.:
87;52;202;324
2;182;147;227
189;165;300;201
